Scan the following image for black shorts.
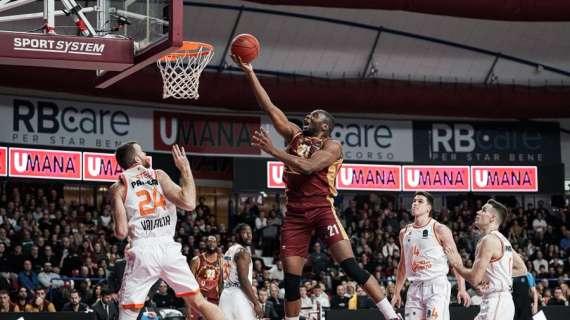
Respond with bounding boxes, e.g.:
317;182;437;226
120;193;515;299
512;276;531;320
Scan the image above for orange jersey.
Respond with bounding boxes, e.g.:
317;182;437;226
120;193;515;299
284;132;342;204
196;253;221;302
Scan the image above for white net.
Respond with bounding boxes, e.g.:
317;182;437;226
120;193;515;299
157;43;214;99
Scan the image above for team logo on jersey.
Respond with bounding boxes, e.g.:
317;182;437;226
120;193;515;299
422;229;429;238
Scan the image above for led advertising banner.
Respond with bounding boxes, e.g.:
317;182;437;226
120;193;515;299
82;152;123;182
336;164;401;191
82;152;153;182
402;165;470;192
9;147;81;180
471;166;538;192
267;161;285;189
0;147;6;176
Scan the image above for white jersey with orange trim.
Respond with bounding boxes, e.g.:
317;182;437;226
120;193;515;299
117;165;200;309
403;218;449;282
477;231;513;295
121;165;177;242
222;243;253;288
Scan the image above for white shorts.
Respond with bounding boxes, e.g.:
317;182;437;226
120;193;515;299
119;237;199;308
476;292;514;320
219;286;256;320
405;276;451;320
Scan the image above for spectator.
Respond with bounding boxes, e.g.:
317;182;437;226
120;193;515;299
299;286;313;319
533;251;548;273
548;287;569;306
533;213;548;234
151;280;177;309
14;287;30;311
311;284;330;309
0;243;16;282
268;259;284;282
330;285;349;309
258;287;279;320
381;237;399;258
92;287;119;320
18;260;39;291
268;282;284;319
61;289;89;312
38;262;65;289
308;243;331;276
0;289;19;312
25;288;56;312
560;230;570;252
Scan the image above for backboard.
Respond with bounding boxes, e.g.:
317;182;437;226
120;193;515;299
0;0;182;88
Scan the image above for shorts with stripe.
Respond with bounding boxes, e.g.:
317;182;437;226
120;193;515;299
281;199;348;258
476;292;515;320
405;276;451;320
119;237;199;309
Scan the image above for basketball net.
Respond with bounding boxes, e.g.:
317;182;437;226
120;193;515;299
157;42;214;99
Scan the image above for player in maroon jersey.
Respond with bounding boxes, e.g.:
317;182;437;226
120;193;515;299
233;55;401;320
190;236;222;319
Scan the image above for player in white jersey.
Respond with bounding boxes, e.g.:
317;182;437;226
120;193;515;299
445;199;515;320
109;142;223;320
219;223;263;320
392;191;470;320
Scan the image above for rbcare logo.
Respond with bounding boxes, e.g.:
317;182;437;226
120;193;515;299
13;37;105;55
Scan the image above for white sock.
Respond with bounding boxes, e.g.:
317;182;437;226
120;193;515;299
285;317;300;320
376;297;398;319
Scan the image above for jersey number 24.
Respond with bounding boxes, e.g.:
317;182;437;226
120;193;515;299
136;187;167;217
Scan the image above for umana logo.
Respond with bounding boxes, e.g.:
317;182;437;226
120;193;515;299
86;156;122;177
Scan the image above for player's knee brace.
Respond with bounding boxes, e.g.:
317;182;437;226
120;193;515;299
284;273;301;301
340;257;371;285
119;307;140;320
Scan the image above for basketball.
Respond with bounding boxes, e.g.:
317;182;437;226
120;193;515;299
230;33;260;63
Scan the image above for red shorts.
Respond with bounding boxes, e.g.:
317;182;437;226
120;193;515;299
281;200;349;257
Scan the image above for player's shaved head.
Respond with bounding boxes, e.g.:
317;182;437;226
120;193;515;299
314;109;335;135
115;141;138;170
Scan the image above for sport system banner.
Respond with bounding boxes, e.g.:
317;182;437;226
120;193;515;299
266;162;539;192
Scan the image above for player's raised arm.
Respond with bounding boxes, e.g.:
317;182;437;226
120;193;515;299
232;54;300;142
108;182;128;240
157;145;196;211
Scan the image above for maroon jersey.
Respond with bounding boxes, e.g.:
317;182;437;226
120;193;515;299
284;132;342;204
196;253;221;302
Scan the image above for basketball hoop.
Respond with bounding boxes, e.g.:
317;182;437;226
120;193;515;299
157;41;214;99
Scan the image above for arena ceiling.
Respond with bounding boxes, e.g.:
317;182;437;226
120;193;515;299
0;0;569;118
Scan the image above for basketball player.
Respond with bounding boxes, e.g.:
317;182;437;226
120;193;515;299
219;223;263;320
233;55;400;320
392;191;471;320
109;142;223;320
445;199;515;320
190;236;223;305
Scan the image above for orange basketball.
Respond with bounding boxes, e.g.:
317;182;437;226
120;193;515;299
230;34;260;63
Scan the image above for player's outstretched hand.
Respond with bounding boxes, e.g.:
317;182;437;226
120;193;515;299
457;290;471;307
444;246;462;268
231;54;253;73
251;127;274;154
391;293;402;308
171;144;191;175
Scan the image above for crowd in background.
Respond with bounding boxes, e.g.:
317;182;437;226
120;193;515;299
0;182;569;319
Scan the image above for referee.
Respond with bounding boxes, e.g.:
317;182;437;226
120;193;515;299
512;251;539;320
